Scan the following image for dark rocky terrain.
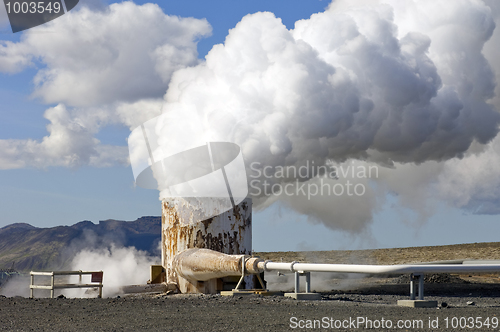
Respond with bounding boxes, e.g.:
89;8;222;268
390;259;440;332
1;282;500;331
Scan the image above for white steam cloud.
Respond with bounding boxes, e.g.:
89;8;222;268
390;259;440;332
68;245;159;298
0;275;31;298
146;0;500;232
438;135;500;214
161;0;498;167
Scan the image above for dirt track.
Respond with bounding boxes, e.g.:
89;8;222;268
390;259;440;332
1;242;500;331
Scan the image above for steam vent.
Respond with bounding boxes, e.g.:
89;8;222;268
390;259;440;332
162;197;255;293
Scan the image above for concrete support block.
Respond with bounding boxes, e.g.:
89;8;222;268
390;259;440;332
220;290;282;296
397;300;438;308
284;292;322;301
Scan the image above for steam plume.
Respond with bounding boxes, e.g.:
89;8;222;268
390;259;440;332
139;0;500;232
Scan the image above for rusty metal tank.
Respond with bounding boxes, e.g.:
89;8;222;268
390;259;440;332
161;197;254;293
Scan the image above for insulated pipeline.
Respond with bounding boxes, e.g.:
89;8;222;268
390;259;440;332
258;261;500;275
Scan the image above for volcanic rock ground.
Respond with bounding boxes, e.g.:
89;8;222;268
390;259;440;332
2;242;500;331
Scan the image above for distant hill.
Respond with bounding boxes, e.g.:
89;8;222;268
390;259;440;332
0;217;161;272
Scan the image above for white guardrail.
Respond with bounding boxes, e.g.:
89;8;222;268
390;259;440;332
30;270;103;298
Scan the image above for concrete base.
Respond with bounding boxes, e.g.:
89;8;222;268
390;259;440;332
120;283;167;294
284;292;322;301
220;290;282;296
397;300;438;308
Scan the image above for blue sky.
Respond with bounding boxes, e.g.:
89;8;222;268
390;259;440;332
1;0;500;252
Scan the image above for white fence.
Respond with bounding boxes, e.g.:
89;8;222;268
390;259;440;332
30;270;103;298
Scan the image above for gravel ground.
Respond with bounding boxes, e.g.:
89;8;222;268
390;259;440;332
1;282;500;331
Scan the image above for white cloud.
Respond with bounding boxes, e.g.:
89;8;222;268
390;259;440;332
0;1;211;106
0;1;209;170
115;98;164;130
0;97;165;170
0;41;32;73
0;104;128;169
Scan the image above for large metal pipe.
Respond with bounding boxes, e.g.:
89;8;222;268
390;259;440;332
258;261;500;274
173;248;263;282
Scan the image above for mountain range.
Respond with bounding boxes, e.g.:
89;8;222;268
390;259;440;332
0;217;161;272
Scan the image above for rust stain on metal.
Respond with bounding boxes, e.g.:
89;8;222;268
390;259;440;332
200;218;213;232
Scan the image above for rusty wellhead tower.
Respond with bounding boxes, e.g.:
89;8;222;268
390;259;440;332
158;141;255;294
162;197;254;293
128;119;255;293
